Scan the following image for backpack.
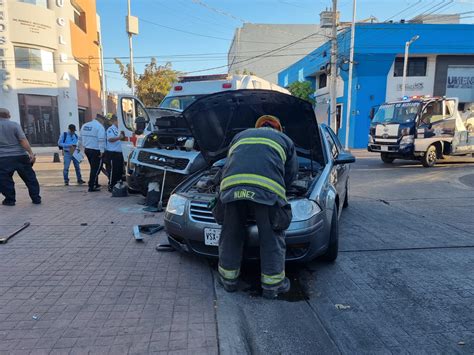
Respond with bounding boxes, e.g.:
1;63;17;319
58;132;67;150
58;132;77;150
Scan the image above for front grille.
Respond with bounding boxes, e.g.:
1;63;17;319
137;151;189;170
189;201;216;223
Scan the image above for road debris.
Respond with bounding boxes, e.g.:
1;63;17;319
458;341;465;346
32;315;39;320
335;304;351;310
0;222;30;244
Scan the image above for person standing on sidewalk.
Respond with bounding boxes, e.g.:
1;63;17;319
58;124;85;186
77;114;106;192
0;108;41;206
105;114;125;192
215;115;298;299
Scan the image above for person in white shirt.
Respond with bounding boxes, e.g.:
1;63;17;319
105;114;125;192
77;114;106;192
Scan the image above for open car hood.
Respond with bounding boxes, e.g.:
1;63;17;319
182;89;324;165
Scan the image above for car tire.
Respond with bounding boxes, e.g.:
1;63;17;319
321;206;339;262
421;145;437;168
381;153;395;164
343;182;349;209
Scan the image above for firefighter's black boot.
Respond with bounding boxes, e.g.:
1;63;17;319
262;277;291;299
218;275;239;293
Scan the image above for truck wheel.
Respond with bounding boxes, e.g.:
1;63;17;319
381;153;395;164
321;206;339;262
421;145;438;168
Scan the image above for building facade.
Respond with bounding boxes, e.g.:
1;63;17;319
228;23;331;84
278;23;474;148
0;0;102;146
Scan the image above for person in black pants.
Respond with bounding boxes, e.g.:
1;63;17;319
77;114;106;192
0;108;41;206
105;115;125;192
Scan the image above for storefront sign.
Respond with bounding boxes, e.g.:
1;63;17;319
446;66;474;102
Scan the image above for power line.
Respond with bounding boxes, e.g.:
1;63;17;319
190;0;247;23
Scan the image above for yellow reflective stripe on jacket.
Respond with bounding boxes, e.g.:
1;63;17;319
220;174;287;201
218;265;240;280
228;137;286;162
261;271;285;285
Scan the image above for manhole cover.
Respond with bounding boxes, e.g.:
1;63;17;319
459;174;474;188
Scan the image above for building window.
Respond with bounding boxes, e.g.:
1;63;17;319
394;57;427;77
77;62;89;84
17;0;48;8
72;1;87;32
14;47;54;72
319;73;327;89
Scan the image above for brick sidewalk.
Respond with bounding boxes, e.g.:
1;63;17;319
0;186;218;354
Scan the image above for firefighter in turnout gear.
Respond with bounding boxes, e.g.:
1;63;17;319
217;115;298;299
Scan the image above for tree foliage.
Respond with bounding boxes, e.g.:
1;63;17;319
234;68;256;75
114;58;180;106
288;81;315;105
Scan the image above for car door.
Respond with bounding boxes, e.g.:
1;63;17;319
117;95;150;161
323;127;349;210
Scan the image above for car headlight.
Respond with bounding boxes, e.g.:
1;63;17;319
368;135;374;144
400;135;414;145
290;199;322;222
166;194;187;216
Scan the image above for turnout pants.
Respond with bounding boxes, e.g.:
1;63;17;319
105;151;124;189
84;148;102;189
218;200;286;287
0;155;41;203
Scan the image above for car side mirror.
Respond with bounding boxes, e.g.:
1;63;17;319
335;152;356;165
369;107;375;120
134;116;147;135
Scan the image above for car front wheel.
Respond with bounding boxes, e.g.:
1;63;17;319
321;206;339;262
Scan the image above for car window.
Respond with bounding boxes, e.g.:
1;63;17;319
324;128;339;159
327;126;343;151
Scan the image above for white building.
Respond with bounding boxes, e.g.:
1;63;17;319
228;23;331;84
0;0;102;146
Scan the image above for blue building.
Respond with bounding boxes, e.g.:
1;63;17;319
278;23;474;148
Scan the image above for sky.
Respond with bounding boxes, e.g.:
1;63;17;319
96;0;474;92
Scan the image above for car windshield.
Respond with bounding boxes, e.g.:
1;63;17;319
373;102;421;124
159;95;204;111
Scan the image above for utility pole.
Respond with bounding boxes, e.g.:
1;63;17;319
401;35;419;98
344;0;356;149
329;0;338;132
99;30;107;115
126;0;139;96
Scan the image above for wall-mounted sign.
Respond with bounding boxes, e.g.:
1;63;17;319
0;0;11;93
397;82;424;91
446;66;474;102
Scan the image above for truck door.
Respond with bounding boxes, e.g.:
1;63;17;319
418;100;455;138
117;95;150;161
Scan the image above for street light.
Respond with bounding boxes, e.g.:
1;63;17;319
401;35;420;98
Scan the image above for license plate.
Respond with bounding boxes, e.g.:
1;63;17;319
204;228;221;246
381;146;389;152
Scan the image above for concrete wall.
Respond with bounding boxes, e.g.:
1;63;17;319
228;24;330;84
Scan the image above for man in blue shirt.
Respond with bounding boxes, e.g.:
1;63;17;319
58;124;85;186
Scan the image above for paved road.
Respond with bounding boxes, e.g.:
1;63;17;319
215;153;474;354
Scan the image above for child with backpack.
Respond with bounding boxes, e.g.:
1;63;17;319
58;124;85;186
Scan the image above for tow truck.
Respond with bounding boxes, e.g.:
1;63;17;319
368;96;474;167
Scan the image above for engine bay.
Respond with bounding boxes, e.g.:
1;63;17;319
186;164;318;199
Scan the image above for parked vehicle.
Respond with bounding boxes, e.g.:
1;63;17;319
368;96;474;167
126;75;291;196
164;90;356;263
